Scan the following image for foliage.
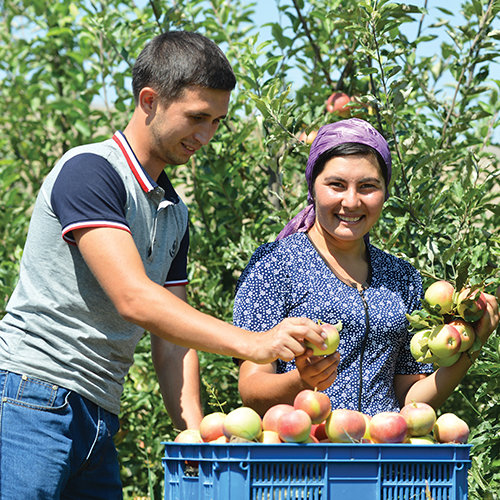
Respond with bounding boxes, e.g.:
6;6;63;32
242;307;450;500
1;0;500;498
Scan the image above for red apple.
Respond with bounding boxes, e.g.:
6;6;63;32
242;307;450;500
262;404;295;432
447;318;476;352
457;288;488;322
400;402;436;437
433;413;470;444
199;412;227;442
299;129;318;144
304;321;342;356
258;430;282;443
369;412;408;444
174;429;202;444
325;409;366;443
277;409;312;443
294;389;331;424
427;324;461;359
222;407;262;441
325;92;352;117
311;422;328;442
424;280;455;314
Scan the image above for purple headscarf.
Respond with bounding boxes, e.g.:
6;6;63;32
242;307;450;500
276;118;392;241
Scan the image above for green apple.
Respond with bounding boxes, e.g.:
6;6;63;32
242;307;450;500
305;321;342;356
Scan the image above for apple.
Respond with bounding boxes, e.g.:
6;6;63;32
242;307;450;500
424;280;455;314
410;329;439;363
427;324;461;359
447;318;475;352
399;402;436;437
325;409;366;443
433;413;470;444
311;422;328;442
326;92;352;117
258;430;282;444
222;407;262;441
434;351;461;367
304;321;342;356
276;409;312;443
262;404;295;432
294;389;331;424
369;412;408;444
362;414;372;440
199;412;226;442
174;429;203;443
303;434;319;443
210;435;229;443
408;434;436;445
457;288;488;322
298;129;318;144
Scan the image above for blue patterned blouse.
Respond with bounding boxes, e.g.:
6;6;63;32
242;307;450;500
233;232;434;416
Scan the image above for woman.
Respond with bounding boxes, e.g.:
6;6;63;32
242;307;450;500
233;118;499;417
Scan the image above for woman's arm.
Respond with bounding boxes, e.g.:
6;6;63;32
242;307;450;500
239;351;340;415
394;292;499;409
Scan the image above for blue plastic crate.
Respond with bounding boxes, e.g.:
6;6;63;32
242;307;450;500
162;442;471;500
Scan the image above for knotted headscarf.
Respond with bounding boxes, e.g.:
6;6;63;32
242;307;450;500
276;118;392;241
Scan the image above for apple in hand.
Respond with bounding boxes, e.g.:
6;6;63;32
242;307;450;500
369;412;408;443
433;413;470;444
399;402;436;437
456;288;488;323
294;389;331;424
223;407;262;441
199;412;227;442
447;318;475;352
424;280;455;314
325;409;366;443
304;321;342;356
262;404;295;432
427;324;461;359
410;329;439;363
435;351;462;367
277;409;312;443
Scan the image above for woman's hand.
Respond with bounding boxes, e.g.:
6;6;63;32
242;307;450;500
295;350;340;392
472;292;499;347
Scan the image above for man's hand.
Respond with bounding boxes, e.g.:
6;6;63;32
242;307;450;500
245;317;328;364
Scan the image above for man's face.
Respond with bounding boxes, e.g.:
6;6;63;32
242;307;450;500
149;85;231;166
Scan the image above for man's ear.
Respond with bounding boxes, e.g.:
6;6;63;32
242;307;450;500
138;87;158;115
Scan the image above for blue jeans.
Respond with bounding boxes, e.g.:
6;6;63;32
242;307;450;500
0;370;123;499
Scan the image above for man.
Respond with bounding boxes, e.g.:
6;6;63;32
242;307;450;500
0;31;327;498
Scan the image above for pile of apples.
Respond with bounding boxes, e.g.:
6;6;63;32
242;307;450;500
408;280;487;368
174;389;469;446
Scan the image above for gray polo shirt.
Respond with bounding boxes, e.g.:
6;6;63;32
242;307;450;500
0;131;189;414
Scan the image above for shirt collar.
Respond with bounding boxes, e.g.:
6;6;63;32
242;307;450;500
112;131;179;203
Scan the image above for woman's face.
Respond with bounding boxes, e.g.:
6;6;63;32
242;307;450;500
312;154;386;244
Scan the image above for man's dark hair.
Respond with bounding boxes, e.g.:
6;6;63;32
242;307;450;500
132;31;236;105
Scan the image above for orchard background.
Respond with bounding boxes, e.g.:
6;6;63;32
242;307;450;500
1;0;500;498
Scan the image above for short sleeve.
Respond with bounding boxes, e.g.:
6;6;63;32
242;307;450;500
233;242;288;332
51;153;129;244
164;226;189;287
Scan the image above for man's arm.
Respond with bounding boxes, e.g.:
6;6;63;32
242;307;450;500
72;226;328;363
151;285;203;431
